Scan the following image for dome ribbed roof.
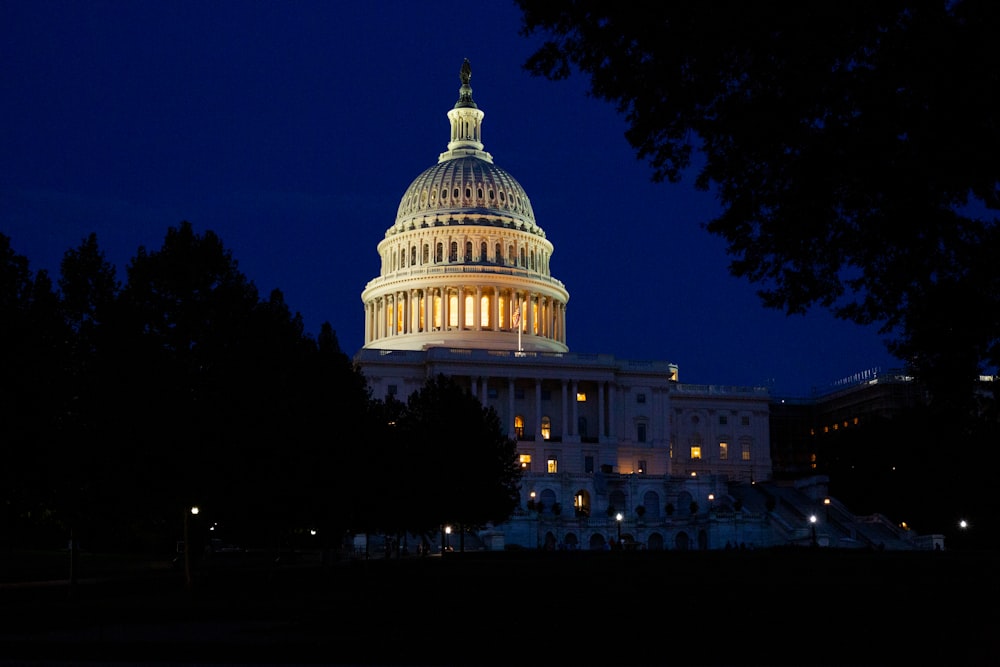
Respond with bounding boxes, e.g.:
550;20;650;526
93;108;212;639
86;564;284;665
393;156;537;231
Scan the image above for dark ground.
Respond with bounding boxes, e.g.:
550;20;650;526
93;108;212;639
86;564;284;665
0;547;996;666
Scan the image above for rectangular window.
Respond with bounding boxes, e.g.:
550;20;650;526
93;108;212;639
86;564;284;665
637;393;646;404
541;389;551;401
742;443;751;461
637;423;647;443
741;415;750;426
719;415;728;425
584;455;594;474
547;457;558;474
515;388;525;399
387;384;398;396
719;442;728;460
576;392;587;402
487;387;498;399
690;446;702;460
519;454;532;470
637;460;647;474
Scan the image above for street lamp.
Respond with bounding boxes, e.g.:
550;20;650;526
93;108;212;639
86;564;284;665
615;512;623;545
444;525;452;552
184;505;199;587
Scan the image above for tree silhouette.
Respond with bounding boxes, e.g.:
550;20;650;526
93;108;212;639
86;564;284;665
517;1;1000;415
389;375;521;543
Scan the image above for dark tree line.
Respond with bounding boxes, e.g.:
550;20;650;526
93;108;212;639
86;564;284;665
516;1;1000;426
1;222;521;553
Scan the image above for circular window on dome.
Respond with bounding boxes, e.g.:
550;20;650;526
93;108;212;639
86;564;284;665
477;188;483;199
499;191;505;202
489;190;495;200
465;187;471;199
442;188;448;199
453;188;459;199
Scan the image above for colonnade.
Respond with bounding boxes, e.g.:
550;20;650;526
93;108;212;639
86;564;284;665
462;375;614;443
365;285;566;346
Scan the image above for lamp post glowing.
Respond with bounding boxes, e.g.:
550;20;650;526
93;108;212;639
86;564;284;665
444;525;452;553
184;506;199;587
616;512;623;545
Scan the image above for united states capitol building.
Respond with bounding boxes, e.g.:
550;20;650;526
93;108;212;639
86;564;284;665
354;61;940;552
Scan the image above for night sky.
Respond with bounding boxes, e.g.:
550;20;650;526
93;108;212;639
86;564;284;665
1;1;901;396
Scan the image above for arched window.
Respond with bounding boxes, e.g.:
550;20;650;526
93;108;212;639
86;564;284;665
422;244;429;264
495;243;502;264
609;490;627;514
435;243;443;262
464;241;472;262
480;241;487;262
574;490;591;517
410;246;416;266
449;242;458;262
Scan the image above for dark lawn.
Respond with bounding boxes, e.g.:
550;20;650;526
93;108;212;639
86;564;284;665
0;547;995;666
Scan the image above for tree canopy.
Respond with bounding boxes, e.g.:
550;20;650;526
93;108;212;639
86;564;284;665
517;1;1000;416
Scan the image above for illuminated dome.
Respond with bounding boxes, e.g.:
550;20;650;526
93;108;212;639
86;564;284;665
362;59;569;353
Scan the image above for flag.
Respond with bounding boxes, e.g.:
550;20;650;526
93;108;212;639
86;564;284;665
511;304;521;329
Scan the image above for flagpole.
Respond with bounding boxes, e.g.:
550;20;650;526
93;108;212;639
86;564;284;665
518;301;523;352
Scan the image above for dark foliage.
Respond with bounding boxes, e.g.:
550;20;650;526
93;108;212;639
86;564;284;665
517;1;1000;420
388;374;522;539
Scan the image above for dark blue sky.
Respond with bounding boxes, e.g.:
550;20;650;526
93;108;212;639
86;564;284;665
1;1;900;396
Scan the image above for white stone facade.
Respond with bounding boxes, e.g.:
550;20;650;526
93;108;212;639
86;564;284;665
355;61;777;550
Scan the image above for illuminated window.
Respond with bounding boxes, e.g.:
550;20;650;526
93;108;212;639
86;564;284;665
719;442;728;460
519;453;531;470
742;442;751;461
514;415;525;440
637;460;646;474
547;457;558;474
576;392;587;402
541;416;551;441
690;446;702;460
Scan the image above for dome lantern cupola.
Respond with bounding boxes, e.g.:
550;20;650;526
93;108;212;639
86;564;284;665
442;58;491;162
361;61;570;354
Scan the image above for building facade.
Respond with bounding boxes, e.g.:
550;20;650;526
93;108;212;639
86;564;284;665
355;61;935;551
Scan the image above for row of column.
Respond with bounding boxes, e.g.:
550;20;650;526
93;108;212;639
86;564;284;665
464;376;616;443
365;285;566;345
